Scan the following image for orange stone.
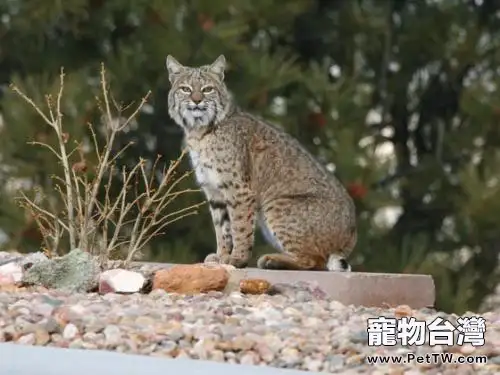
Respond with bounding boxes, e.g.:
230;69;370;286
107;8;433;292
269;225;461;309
239;278;271;295
394;304;413;318
151;263;229;294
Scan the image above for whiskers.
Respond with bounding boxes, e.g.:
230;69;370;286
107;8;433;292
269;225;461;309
180;100;216;128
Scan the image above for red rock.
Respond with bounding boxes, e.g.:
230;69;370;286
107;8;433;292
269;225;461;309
152;264;229;294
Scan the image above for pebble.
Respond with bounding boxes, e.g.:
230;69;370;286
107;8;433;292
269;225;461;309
239;351;259;365
62;323;79;340
304;357;324;372
17;333;35;345
210;349;225;362
327;354;345;371
491;356;500;365
159;340;176;354
192;339;214;359
329;300;345;310
350;330;369;344
0;261;497;374
255;343;275;362
32;303;56;317
43;317;63;333
103;325;122;346
281;347;301;366
34;328;50;345
460;344;476;355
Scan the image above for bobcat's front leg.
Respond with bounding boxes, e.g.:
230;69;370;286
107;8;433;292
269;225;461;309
204;190;233;264
226;185;256;268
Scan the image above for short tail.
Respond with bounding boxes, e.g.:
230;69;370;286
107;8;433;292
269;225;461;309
326;225;357;272
326;254;351;272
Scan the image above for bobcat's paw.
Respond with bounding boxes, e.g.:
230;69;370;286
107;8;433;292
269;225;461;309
229;255;249;269
204;252;230;265
204;253;220;264
257;254;291;269
257;254;275;269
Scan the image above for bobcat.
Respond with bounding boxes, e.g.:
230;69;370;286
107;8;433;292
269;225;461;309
166;54;357;271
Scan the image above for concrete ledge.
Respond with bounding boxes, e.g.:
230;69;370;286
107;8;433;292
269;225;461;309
136;262;435;309
0;343;312;375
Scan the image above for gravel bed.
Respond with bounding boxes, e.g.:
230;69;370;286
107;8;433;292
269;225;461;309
0;254;499;374
1;282;499;374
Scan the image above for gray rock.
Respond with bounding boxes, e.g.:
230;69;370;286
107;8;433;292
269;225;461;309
158;340;177;353
21;248;100;293
491;356;500;365
349;330;368;344
31;303;55;317
40;295;64;307
43;317;64;334
268;281;327;300
21;252;49;268
326;354;345;371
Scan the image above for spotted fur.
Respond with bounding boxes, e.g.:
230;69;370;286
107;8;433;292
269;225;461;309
166;55;356;271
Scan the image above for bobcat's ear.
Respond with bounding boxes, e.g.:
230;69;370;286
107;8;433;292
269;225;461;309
209;55;226;80
166;55;185;83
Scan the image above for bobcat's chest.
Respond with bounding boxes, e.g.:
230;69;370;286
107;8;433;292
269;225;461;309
189;149;223;190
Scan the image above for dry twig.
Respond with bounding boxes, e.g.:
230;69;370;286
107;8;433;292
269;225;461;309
10;64;203;267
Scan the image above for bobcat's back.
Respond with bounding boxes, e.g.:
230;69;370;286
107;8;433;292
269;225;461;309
218;111;356;268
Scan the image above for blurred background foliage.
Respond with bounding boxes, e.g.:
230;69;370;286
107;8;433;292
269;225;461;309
1;0;500;314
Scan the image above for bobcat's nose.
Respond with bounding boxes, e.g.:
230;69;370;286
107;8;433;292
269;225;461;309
191;92;203;104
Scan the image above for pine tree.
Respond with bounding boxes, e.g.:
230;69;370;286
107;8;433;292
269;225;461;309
1;0;500;313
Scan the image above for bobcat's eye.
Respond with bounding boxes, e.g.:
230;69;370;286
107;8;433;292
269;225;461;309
202;86;214;94
179;85;192;93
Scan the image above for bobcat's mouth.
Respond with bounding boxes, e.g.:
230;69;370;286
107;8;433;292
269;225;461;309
187;104;208;118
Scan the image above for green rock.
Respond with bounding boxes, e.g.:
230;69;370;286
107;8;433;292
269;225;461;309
22;248;100;293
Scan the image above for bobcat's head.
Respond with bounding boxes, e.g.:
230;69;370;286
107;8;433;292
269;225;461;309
166;55;232;131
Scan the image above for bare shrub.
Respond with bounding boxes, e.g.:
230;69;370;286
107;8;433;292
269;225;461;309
10;64;203;267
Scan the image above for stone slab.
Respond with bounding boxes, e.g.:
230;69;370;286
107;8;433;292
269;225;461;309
0;342;314;375
136;262;435;309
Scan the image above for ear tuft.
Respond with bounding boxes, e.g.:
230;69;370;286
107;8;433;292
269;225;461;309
209;55;226;79
166;55;185;83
